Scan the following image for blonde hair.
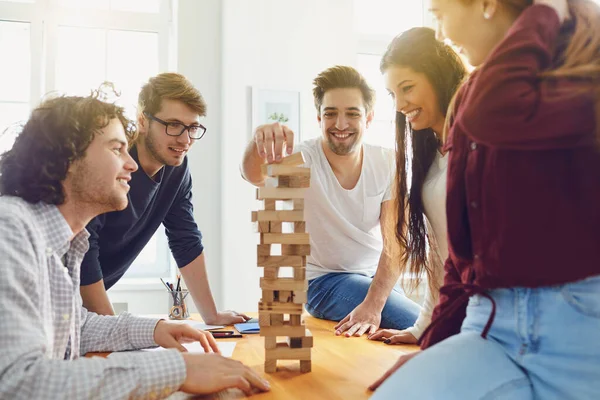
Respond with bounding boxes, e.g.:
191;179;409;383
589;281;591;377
138;72;207;118
449;0;600;140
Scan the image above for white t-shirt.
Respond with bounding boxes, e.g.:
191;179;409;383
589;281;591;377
405;151;449;339
294;138;394;281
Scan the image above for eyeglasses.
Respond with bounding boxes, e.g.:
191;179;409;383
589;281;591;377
143;112;207;140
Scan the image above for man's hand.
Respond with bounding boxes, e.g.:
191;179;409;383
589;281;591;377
153;320;219;353
206;311;251;325
253;122;294;163
535;0;569;22
181;353;270;396
368;351;421;391
368;329;418;345
334;302;382;337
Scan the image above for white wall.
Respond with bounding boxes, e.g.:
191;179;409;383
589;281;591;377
220;0;357;311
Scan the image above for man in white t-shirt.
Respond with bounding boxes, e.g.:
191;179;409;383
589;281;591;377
241;66;420;337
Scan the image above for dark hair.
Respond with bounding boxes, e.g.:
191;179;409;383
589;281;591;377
0;88;136;205
313;65;376;113
380;27;467;290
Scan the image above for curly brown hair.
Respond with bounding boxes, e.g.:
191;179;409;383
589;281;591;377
0;89;136;205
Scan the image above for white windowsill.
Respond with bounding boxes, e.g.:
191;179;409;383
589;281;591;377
109;278;168;292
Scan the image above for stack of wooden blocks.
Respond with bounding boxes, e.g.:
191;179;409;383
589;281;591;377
252;152;313;373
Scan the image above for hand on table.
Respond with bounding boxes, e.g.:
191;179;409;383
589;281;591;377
154;320;219;353
206;310;251;325
181;353;270;396
334;302;381;337
368;328;418;345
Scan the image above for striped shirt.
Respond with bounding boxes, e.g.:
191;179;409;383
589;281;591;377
0;196;186;399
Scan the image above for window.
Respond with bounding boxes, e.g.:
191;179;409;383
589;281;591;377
353;0;428;149
0;0;175;280
0;20;30;154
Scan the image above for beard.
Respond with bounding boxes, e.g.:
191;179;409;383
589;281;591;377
144;132;172;167
70;160;127;213
325;129;360;156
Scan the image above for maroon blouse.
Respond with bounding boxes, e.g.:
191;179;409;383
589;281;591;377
420;5;600;349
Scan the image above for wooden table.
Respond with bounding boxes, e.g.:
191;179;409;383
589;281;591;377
89;313;419;399
186;314;417;400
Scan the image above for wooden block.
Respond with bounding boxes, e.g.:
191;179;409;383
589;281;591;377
257;187;307;200
266;165;311;177
269;221;282;233
257;255;305;267
293;199;305;210
262;290;275;302
259;312;271;327
255;210;304;222
257;244;272;256
260;322;306;337
260;278;308;292
261;233;310;245
251;211;258;222
264;336;277;350
264;360;277;373
300;360;312;373
277;175;310;188
292;290;307;304
287;330;313;349
281;152;305;166
279;290;293;303
263;267;279;279
270;313;284;326
261;153;305;176
290;315;302;325
293;267;306;280
258;221;270;233
265;343;311;361
294;221;306;233
281;244;311;256
258;301;303;315
263;199;276;210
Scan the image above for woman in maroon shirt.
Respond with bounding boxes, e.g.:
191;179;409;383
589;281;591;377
370;0;600;399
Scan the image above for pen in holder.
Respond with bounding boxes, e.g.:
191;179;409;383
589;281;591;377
168;289;190;320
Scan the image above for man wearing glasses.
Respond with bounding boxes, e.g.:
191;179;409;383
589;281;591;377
80;73;249;326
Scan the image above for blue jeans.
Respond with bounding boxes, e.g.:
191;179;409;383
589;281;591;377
372;274;600;400
305;272;420;330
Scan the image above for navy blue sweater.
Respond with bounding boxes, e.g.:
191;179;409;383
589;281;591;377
80;146;203;289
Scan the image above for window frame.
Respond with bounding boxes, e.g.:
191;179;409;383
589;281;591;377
0;0;177;281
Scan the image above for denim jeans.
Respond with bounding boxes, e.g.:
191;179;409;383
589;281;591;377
305;272;421;330
371;274;600;400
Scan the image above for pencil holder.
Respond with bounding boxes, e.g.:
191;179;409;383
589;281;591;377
168;289;190;320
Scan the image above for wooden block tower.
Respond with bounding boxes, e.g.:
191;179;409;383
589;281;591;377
252;152;313;373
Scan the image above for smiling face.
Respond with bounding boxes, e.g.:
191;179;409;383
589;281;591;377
68;118;138;213
317;87;373;156
138;98;201;167
383;66;445;134
430;0;514;67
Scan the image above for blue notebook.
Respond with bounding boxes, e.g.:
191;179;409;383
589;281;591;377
234;318;260;334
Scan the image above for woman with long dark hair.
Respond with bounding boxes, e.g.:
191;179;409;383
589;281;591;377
368;27;467;344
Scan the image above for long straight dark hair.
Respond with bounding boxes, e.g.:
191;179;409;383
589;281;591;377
380;28;467;290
